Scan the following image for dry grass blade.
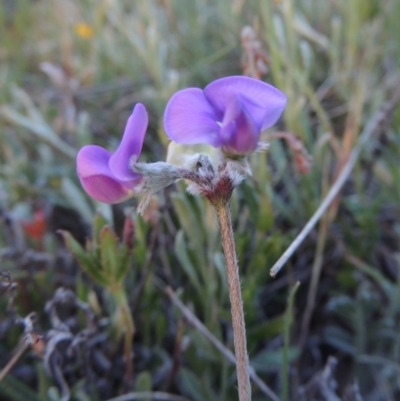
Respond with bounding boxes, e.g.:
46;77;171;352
270;81;400;277
0;337;30;382
165;286;281;401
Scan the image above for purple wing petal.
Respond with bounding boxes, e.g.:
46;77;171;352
219;92;241;144
77;145;114;179
220;94;258;154
109;103;148;181
164;88;222;147
79;175;135;204
204;76;287;130
77;145;141;204
228;107;258;154
221;92;241;128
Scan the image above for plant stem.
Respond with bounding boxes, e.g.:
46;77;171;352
164;285;280;401
114;289;135;388
214;201;251;401
282;281;300;401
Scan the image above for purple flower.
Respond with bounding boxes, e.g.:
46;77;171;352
77;103;148;203
164;76;287;155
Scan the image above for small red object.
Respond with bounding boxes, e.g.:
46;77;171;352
22;209;47;240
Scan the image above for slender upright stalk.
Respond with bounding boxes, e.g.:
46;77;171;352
114;289;135;388
214;200;251;401
282;281;300;401
0;337;30;382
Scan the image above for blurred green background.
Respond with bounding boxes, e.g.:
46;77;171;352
1;0;400;400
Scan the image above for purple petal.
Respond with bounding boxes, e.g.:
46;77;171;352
164;88;222;147
229;108;258;153
77;145;114;179
219;92;241;144
79;175;135;204
77;145;141;204
221;92;241;129
204;76;287;130
220;94;258;154
109;103;148;181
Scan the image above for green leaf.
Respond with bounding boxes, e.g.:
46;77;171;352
171;192;207;268
178;368;208;401
47;387;61;401
99;226;120;289
251;347;301;373
322;325;356;355
93;213;109;249
247;315;285;343
115;245;132;283
175;230;202;296
135;371;152;397
189;330;221;363
255;192;274;232
0;105;76;158
213;251;228;303
59;230;107;287
0;375;47;401
282;282;300;401
133;215;148;266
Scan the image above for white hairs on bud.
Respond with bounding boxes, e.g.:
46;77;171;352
132;162;182;215
256;141;270;152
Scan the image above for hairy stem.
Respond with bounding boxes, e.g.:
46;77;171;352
164;285;280;401
214;201;251;401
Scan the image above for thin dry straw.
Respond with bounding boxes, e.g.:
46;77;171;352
270;83;400;277
0;338;30;382
165;286;281;401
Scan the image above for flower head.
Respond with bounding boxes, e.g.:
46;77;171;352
163;76;286;156
77;103;148;203
74;22;94;39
